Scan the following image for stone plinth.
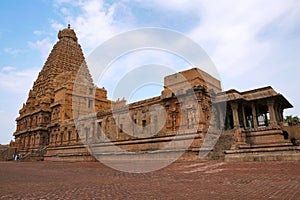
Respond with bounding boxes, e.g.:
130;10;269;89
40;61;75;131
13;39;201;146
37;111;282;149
225;146;300;162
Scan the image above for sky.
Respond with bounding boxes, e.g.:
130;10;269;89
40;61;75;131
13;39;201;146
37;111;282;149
0;0;299;144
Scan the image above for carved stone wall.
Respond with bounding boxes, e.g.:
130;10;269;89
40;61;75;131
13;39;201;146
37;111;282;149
75;69;216;146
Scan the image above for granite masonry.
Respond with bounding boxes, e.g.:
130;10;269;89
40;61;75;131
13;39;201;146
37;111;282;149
11;25;300;162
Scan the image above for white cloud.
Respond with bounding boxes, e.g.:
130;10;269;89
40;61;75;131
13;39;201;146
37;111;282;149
53;0;128;54
125;0;299;81
2;66;16;71
96;50;191;94
4;47;21;56
51;21;64;31
0;66;40;144
186;0;297;78
60;7;71;15
0;67;39;93
28;38;53;61
133;0;200;13
33;30;46;36
72;1;119;52
0;111;15;144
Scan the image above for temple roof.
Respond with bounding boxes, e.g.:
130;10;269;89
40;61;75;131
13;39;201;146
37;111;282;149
215;86;293;109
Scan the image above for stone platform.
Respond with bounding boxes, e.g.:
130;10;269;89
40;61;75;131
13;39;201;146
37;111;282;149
225;146;300;162
44;131;203;162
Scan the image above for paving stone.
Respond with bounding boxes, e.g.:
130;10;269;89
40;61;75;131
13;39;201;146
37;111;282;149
0;161;299;199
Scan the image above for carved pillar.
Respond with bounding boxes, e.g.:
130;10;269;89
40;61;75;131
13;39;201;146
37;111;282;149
22;136;25;149
251;103;258;129
26;135;30;149
90;122;95;142
32;134;36;148
275;104;283;122
85;127;89;142
279;108;284;122
267;100;277;127
215;104;220;129
217;102;228;130
231;103;240;128
60;131;64;145
241;105;247;128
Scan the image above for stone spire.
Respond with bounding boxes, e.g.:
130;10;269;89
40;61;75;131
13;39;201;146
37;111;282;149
18;24;93;116
13;24;110;152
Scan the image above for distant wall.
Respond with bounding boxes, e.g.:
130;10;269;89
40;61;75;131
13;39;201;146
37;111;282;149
282;124;300;140
0;146;16;161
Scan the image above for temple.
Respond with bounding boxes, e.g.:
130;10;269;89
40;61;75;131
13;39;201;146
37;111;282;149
11;25;300;162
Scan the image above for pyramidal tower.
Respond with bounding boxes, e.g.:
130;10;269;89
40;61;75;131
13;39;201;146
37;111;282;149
13;25;110;152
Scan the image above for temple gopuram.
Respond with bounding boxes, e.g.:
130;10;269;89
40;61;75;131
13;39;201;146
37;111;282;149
12;25;300;162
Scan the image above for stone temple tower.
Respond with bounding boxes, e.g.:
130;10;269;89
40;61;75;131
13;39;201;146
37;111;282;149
13;25;110;153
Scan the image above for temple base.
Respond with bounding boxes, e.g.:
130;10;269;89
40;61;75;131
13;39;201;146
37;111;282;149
225;146;300;162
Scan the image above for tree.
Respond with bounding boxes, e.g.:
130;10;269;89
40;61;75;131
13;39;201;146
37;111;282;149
284;115;299;121
285;115;293;121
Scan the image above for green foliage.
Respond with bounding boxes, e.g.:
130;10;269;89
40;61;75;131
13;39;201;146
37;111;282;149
285;115;299;121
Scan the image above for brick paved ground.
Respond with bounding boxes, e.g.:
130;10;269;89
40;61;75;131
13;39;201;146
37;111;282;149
0;160;299;199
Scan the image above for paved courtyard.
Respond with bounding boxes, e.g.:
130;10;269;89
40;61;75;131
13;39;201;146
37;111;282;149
0;160;299;199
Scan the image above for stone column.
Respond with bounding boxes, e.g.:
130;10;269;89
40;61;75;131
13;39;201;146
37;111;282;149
216;103;225;129
22;136;25;149
91;122;95;142
241;105;247;128
32;134;36;148
231;103;240;128
275;105;283;122
25;135;30;149
230;103;247;149
267;100;277;127
279;108;284;122
251;103;258;129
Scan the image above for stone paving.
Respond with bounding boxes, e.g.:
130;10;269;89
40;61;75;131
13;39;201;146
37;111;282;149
0;160;299;199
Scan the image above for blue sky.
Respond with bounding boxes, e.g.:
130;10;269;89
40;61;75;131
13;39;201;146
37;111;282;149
0;0;300;144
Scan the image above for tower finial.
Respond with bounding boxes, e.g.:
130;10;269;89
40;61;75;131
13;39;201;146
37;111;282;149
58;23;78;42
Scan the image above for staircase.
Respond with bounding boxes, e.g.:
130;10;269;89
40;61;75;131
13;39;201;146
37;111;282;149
206;130;235;160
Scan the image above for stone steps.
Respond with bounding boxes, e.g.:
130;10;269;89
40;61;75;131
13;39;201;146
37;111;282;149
206;130;235;160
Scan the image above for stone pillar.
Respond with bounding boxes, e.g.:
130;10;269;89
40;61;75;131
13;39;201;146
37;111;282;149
216;103;225;129
275;105;283;122
279;108;284;122
241;105;247;128
90;122;95;142
230;103;247;149
267;100;277;127
231;103;240;128
26;135;30;149
251;103;258;129
22;136;25;149
32;134;36;148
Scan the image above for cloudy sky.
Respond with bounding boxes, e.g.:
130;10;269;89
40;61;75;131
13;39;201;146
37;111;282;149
0;0;299;144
